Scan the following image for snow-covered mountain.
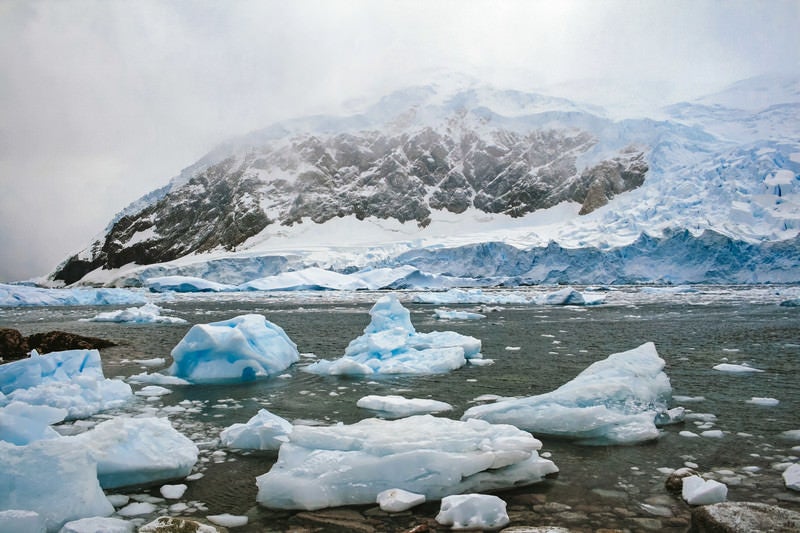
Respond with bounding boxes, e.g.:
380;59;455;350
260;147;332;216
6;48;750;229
52;76;800;286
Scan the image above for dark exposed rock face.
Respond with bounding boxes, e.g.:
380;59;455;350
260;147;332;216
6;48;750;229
52;122;647;284
0;328;116;363
689;501;800;532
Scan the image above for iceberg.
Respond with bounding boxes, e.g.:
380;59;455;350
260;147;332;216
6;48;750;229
0;439;114;532
462;342;672;445
0;283;147;307
80;303;186;324
682;475;728;505
145;275;238;293
255;414;557;510
305;294;482;375
219;408;292;450
0;401;67;445
239;267;368;291
356;395;453;418
534;287;605;305
435;494;510;531
167;314;299;383
70;416;199;489
0;350;132;419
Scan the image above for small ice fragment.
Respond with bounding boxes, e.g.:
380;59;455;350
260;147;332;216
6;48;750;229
377;488;426;512
435;494;510;530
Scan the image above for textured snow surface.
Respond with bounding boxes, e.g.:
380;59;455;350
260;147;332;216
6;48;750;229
168;314;299;383
435;494;510;531
220;408;292;450
304;294;483;375
0;349;132;419
145;275;238;292
255;414;557;510
462;342;672;445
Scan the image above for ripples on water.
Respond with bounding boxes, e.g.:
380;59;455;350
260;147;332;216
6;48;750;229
2;286;799;531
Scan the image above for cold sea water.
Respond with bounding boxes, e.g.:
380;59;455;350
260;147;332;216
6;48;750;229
2;286;799;532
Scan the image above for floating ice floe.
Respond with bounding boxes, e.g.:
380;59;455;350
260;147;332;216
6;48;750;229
0;438;114;532
0;349;132;419
0;401;66;445
534;287;605;305
304;295;483;375
145;275;238;293
377;488;426;512
220;408;292;450
712;363;764;373
746;397;779;406
70;416;199;489
0;283;147;307
356;395;454;418
59;516;134;533
433;309;486;320
682;475;728;505
240;267;369;291
255;414;557;510
435;494;510;531
412;288;530;305
462;342;673;445
80;303;186;324
784;463;800;491
167;314;299;383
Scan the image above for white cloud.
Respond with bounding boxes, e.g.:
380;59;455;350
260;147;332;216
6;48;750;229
0;0;798;281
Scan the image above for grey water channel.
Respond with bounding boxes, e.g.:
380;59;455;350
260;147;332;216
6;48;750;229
2;287;799;531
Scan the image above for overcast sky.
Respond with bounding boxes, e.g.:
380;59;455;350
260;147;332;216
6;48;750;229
1;0;798;282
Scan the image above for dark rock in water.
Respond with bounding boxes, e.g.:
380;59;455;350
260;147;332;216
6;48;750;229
689;501;800;532
0;328;29;359
0;328;116;363
665;467;698;494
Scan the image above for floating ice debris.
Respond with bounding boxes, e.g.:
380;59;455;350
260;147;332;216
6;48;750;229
220;408;292;451
0;401;67;445
145;275;238;293
356;395;453;418
133;357;166;367
0;283;147;307
255;414;557;510
59;516;134;533
117;502;157;517
80;303;186;324
655;406;685;426
784;464;800;491
746;397;779;406
134;385;172;397
0;349;132;420
534;287;604;306
701;430;725;438
680;431;701;438
682;475;727;505
240;267;369;291
640;285;700;294
0;510;45;533
712;363;764;373
0;439;114;532
433;309;486;320
673;395;705;403
435;494;510;531
168;314;299;383
412;288;529;305
160;484;188;499
377;488;426;512
462;342;672;445
128;372;190;386
304;295;482;375
207;514;249;528
71;416;199;489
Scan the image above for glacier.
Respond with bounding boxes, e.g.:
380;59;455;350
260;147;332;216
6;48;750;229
255;414;558;510
304;294;484;375
462;342;673;445
168;314;300;383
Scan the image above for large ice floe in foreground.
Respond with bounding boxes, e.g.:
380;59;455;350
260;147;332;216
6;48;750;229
462;342;673;445
0;349;132;419
255;414;557;510
304;294;483;375
167;314;299;383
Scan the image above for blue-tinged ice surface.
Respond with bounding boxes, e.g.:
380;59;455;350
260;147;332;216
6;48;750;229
167;314;299;383
0;438;114;532
462;342;673;445
356;394;453;418
80;303;186;324
220;408;292;450
304;295;482;375
71;416;198;489
145;275;239;293
0;283;148;307
0;350;133;419
434;309;486;320
240;266;369;291
0;401;66;445
534;287;605;305
255;414;558;510
435;494;510;531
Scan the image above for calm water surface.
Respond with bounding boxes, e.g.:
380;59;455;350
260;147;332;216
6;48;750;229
2;287;799;531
